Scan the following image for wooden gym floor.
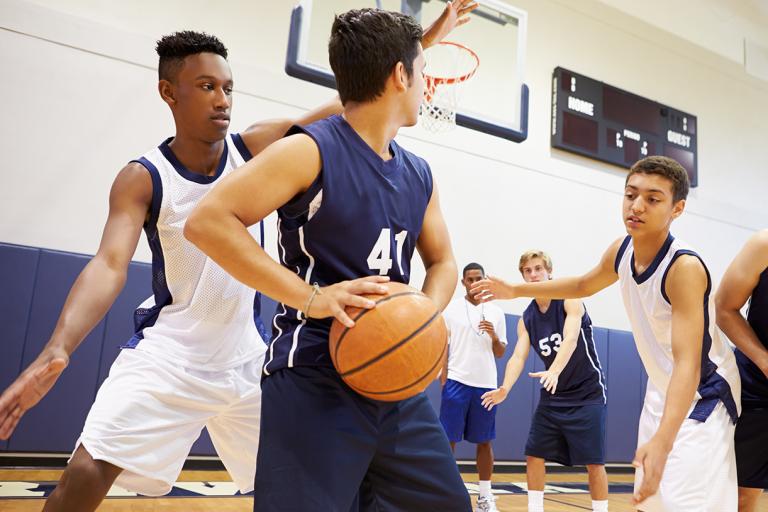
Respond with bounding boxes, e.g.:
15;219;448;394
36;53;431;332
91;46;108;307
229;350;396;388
1;467;766;511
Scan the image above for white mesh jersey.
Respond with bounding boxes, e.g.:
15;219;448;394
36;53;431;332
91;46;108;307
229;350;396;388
615;234;741;423
123;134;268;371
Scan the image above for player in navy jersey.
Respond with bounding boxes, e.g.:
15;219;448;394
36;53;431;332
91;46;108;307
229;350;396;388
716;230;768;512
481;250;608;512
185;5;477;511
472;157;740;511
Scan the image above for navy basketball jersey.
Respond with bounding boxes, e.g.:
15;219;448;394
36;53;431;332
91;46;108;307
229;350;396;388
737;267;768;407
522;300;606;406
263;115;434;375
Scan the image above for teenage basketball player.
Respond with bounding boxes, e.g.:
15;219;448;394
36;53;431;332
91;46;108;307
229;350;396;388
185;7;475;511
471;156;741;511
481;250;608;512
0;4;471;507
715;230;768;512
440;262;507;512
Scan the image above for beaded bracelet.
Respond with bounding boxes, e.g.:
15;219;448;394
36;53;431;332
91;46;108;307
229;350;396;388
303;282;323;318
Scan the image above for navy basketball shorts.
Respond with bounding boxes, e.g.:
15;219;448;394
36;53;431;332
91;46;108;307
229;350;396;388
734;407;768;488
525;403;606;466
439;379;497;444
253;366;471;512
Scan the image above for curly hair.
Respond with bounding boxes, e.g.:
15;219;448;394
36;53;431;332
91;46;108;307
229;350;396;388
155;31;228;81
626;156;690;202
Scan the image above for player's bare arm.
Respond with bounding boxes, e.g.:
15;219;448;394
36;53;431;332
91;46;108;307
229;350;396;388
529;299;585;394
471;238;624;302
716;229;768;378
481;318;531;410
184;134;388;328
416;184;457;311
0;163;151;439
632;254;707;506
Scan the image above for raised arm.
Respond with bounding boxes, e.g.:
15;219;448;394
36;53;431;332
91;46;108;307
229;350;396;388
471;238;624;302
481;318;531;410
529;299;585;394
715;230;768;378
184;134;388;328
633;255;706;506
416;184;457;310
0;163;151;439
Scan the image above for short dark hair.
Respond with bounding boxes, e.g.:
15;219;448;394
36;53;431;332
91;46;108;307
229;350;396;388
463;262;485;277
155;31;228;82
626;156;690;202
329;8;423;104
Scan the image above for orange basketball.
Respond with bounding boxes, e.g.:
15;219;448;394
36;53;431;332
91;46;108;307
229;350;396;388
329;281;447;402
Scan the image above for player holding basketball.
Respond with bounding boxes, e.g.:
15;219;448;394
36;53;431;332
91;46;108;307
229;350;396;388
472;156;741;511
185;6;477;511
0;5;471;508
440;262;507;512
481;250;608;512
715;230;768;512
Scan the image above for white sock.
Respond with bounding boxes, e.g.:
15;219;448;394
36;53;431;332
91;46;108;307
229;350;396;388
527;490;544;512
592;499;608;511
478;480;492;498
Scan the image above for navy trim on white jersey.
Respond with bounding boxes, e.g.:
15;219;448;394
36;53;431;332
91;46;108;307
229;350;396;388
158;137;228;184
123;157;172;349
632;233;674;284
231;133;253;161
659;248;739;423
614;236;631;273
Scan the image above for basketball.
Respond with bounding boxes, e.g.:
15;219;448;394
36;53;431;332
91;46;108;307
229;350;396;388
328;281;448;402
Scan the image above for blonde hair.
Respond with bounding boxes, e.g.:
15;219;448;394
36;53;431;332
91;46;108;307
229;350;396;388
518;250;553;275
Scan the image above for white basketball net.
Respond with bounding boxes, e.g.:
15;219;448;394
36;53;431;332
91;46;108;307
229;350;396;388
420;41;479;132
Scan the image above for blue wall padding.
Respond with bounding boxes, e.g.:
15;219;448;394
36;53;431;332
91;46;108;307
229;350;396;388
7;249;107;452
0;244;41;451
0;243;648;463
605;329;646;462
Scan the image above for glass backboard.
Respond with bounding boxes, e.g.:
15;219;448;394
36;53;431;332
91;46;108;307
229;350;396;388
285;0;529;142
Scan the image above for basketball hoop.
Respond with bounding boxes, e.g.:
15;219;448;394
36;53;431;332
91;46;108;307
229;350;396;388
421;41;480;132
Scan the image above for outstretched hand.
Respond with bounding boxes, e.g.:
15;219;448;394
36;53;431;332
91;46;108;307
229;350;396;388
480;386;508;410
470;276;515;303
422;0;479;49
0;351;69;439
529;369;560;394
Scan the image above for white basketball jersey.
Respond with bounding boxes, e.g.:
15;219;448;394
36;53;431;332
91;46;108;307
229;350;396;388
615;234;740;423
123;135;267;371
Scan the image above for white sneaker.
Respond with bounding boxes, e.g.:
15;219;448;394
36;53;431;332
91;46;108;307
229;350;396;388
475;495;498;512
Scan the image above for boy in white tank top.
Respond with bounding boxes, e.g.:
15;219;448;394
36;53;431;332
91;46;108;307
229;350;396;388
0;31;346;511
471;156;740;512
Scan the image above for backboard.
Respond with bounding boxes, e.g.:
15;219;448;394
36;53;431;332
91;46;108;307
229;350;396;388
285;0;529;142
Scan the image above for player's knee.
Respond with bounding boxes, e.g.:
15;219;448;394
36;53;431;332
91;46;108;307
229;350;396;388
60;452;111;492
586;464;605;473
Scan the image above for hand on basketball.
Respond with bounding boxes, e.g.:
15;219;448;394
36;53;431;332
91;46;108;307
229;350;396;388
480;386;509;411
0;348;69;439
529;369;560;394
309;276;390;328
632;436;672;506
470;276;515;302
422;0;479;49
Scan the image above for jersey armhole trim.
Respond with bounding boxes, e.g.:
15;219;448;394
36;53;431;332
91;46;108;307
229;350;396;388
614;236;631;273
660;250;712;305
131;158;162;240
231;133;254;161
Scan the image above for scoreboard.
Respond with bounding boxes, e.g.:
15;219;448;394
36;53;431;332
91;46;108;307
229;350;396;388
551;67;698;187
